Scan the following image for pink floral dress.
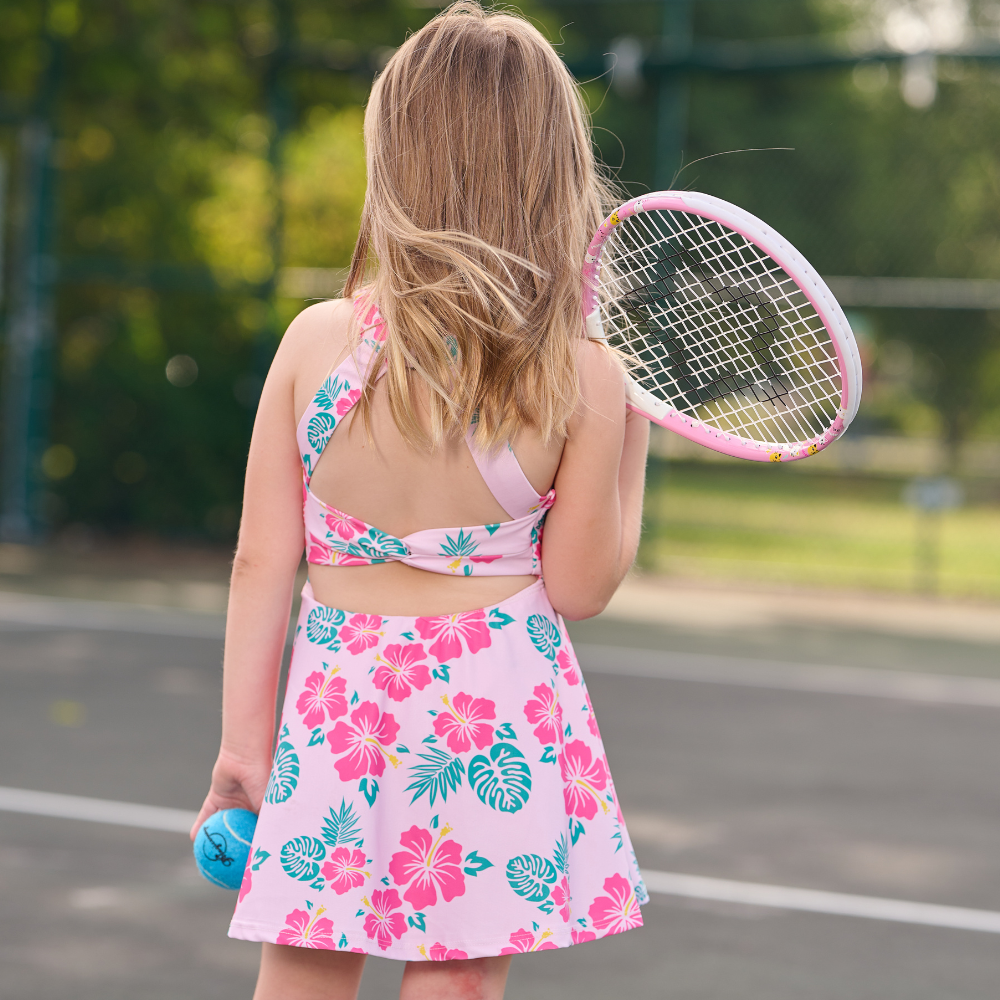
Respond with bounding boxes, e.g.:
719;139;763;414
228;298;647;960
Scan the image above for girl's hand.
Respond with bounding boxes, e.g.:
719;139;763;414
189;748;271;841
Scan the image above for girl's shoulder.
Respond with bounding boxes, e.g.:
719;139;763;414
270;298;355;425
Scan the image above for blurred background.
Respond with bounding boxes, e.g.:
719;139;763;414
2;0;999;597
3;2;1000;999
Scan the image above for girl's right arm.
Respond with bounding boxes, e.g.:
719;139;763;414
189;312;323;838
539;341;649;621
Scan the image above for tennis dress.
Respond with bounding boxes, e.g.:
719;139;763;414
228;297;647;960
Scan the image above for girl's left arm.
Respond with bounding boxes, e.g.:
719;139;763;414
189;324;310;838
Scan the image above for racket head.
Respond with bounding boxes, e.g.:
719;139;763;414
583;191;862;463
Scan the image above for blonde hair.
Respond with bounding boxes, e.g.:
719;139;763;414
343;1;617;449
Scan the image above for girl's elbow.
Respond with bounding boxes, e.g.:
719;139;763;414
545;581;615;621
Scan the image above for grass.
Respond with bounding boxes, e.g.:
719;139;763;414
638;459;1000;600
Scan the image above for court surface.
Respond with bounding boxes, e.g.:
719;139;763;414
2;595;1000;999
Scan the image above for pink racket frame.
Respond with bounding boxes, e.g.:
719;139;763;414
582;191;862;463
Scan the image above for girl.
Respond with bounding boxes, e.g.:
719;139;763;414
192;4;650;998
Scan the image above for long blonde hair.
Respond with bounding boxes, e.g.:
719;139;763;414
343;1;617;449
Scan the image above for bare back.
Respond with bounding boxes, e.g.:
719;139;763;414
293;299;565;616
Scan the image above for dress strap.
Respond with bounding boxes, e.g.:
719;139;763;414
465;430;544;521
296;294;384;483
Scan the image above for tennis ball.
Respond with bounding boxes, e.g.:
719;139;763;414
193;808;257;890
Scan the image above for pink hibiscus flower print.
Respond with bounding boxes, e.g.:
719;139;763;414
551;876;571;923
388;824;466;910
523;683;563;745
362;889;408;952
556;648;580;686
559;739;610;820
432;692;496;753
571;927;596;945
499;927;557;954
238;864;253;904
373;644;432;702
588;874;643;934
324;507;366;541
321;847;370;895
276;906;336;948
335;388;361;417
415;610;492;662
584;690;600;737
338;613;384;655
307;536;333;564
295;669;347;729
421;942;470;961
327;701;401;780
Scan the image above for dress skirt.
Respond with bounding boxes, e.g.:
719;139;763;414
229;579;647;960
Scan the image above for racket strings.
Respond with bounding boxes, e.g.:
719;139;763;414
598;208;841;446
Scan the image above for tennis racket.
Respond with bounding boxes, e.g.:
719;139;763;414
583;191;862;462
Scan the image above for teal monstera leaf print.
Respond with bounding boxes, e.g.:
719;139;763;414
264;741;299;805
306;606;345;647
468;742;532;813
307;411;336;452
280;836;326;881
526;614;561;661
506;853;558;903
314;374;347;412
354;529;409;562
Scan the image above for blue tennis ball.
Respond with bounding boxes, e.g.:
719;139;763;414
193;809;258;890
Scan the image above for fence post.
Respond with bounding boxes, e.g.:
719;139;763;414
654;0;693;189
0;94;58;542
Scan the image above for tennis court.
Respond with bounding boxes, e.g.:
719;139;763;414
2;587;999;999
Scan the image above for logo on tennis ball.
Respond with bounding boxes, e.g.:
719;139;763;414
768;452;782;463
202;829;236;868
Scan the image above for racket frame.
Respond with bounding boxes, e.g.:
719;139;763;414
583;191;862;463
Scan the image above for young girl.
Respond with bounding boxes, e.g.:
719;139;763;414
192;4;650;998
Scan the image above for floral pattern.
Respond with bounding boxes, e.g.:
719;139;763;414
362;889;408;951
424;942;469;961
559;740;610;820
433;692;496;753
339;613;384;655
276;906;336;948
322;847;370;895
523;684;563;746
416;611;493;661
500;927;557;954
388;824;466;910
588;874;643;934
296;670;347;729
373;643;432;702
327;702;401;781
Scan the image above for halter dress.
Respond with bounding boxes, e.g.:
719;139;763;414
229;297;647;960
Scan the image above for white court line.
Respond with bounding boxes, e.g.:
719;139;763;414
0;785;197;833
3;784;1000;935
642;871;1000;935
0;592;225;639
577;644;1000;709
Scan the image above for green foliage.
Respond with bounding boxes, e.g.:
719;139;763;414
0;0;428;536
